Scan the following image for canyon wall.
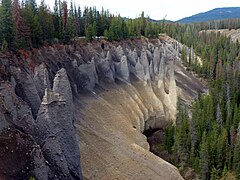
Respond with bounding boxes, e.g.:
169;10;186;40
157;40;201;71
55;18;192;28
0;36;207;179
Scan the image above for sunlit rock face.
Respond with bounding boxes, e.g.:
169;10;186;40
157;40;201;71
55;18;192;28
0;35;207;180
71;36;206;179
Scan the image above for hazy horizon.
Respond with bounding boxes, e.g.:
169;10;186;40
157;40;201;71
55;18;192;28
38;0;240;21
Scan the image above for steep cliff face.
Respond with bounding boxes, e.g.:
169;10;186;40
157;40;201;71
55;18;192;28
200;29;240;42
0;66;82;178
0;35;207;179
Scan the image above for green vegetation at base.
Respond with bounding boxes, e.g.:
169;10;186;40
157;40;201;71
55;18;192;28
164;24;240;179
29;176;35;180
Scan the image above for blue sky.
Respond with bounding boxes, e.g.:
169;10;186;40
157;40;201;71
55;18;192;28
41;0;240;21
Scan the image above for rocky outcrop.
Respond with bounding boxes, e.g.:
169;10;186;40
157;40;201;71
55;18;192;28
0;35;207;179
52;68;82;179
128;48;138;66
13;68;41;118
115;55;130;81
73;37;206;179
0;82;49;180
97;57;115;84
78;58;98;90
0;69;82;179
33;63;51;99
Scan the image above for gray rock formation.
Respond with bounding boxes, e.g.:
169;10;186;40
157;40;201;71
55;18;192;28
135;58;145;80
140;49;149;69
115;55;130;81
115;45;125;61
0;35;207;180
52;68;82;179
139;49;151;81
128;48;138;66
0;82;36;135
36;89;71;178
78;59;98;90
36;69;82;179
153;47;161;74
0;82;49;180
13;68;41;118
34;63;51;99
0;69;82;179
97;58;115;84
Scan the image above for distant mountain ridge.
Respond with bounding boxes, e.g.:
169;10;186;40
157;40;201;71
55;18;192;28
177;7;240;23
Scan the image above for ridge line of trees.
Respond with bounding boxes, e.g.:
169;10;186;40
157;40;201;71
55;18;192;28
0;0;162;51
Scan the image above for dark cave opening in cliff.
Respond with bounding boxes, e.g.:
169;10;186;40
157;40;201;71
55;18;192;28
142;127;162;137
143;127;173;165
101;43;105;49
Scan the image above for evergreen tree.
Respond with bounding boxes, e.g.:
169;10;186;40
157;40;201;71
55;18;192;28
221;164;228;179
164;125;174;152
173;105;191;166
139;11;146;36
77;6;84;36
210;167;219;180
53;0;60;38
62;0;67;31
233;104;240;129
23;0;42;47
38;0;54;43
200;131;209;180
233;134;240;179
0;0;14;48
85;24;93;42
13;0;31;48
216;103;223;127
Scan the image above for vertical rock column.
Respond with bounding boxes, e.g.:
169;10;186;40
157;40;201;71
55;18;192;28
33;63;51;99
52;68;82;179
36;68;82;179
14;68;41;118
115;55;130;82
